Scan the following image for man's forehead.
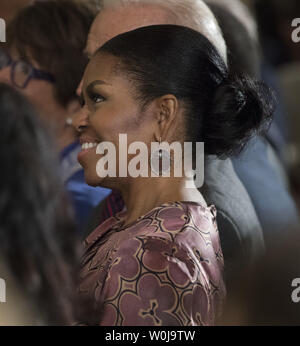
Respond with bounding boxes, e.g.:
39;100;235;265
85;1;227;64
85;4;172;56
85;31;100;57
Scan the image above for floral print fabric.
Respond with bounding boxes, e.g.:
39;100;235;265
79;201;226;326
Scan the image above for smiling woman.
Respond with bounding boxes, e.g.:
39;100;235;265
77;25;275;326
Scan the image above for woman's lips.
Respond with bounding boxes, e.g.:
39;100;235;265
77;139;99;162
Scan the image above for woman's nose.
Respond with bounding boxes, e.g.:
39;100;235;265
73;107;89;133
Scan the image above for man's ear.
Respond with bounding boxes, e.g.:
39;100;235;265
153;94;178;141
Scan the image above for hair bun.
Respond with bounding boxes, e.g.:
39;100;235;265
203;75;276;157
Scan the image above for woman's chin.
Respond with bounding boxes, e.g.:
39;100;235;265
83;171;102;187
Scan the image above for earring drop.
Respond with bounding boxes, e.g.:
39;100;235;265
159;137;162;159
150;136;171;177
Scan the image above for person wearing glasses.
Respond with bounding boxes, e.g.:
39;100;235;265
0;0;111;232
0;50;56;88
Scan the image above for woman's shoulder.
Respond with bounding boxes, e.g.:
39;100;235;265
83;200;223;276
129;201;219;244
114;201;223;275
104;202;225;323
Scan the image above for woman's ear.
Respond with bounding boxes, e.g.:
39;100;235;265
154;94;178;141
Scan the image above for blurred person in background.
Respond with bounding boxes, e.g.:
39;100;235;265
75;0;267;284
205;0;299;246
0;83;80;325
219;231;300;326
206;0;291;167
0;0;111;233
254;0;300;66
251;0;293;160
254;0;300;205
77;24;274;326
206;0;289;164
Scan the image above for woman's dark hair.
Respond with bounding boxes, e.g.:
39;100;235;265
6;0;95;106
98;25;275;157
0;83;80;325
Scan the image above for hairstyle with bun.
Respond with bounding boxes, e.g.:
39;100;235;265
204;76;275;157
98;25;275;157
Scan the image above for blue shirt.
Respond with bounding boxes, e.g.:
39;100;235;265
232;136;299;245
60;141;111;232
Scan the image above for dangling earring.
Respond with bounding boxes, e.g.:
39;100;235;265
150;136;171;177
158;137;162;159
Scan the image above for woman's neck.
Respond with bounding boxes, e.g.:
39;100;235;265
119;176;206;226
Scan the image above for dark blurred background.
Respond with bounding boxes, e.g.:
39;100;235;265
245;0;300;210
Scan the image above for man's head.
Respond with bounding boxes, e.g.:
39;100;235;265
85;0;226;60
75;0;227;112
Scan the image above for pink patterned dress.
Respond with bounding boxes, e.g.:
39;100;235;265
79;201;226;326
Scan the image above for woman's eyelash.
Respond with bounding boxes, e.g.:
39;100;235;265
88;92;105;104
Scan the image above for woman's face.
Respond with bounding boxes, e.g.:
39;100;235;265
78;52;156;188
0;47;68;135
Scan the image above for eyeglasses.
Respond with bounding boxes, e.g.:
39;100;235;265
0;48;56;89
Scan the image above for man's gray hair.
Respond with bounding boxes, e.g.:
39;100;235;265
99;0;227;64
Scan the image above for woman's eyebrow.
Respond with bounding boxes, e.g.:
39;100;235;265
86;80;111;91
